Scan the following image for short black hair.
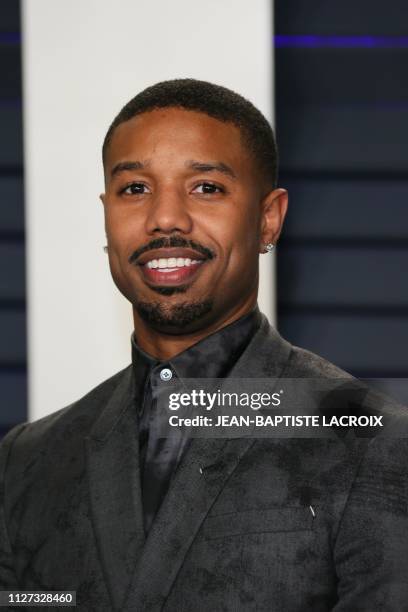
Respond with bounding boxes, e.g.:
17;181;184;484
102;78;278;188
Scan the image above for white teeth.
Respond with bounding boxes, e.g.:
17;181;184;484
145;257;202;269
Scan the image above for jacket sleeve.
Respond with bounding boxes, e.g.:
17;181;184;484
332;436;408;611
0;423;27;588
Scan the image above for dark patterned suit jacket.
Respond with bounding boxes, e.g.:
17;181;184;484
1;315;408;611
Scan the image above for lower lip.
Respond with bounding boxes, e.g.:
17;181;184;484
139;262;205;286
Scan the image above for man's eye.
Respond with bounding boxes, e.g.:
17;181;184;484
193;182;224;195
121;182;150;195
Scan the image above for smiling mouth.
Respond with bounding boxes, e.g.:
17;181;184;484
136;248;210;287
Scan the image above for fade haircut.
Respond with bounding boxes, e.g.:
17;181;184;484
102;78;278;188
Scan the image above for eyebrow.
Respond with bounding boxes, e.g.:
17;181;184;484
186;160;237;180
110;159;237;180
110;160;148;178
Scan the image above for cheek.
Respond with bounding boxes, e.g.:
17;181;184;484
213;216;260;278
228;206;262;255
207;202;260;245
105;207;140;249
104;213;136;285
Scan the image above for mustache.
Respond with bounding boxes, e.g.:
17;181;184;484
128;236;216;264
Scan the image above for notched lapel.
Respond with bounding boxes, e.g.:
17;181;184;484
85;367;145;611
122;436;256;611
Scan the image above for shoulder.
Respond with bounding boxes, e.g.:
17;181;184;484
0;365;132;472
285;342;353;380
270;332;408;435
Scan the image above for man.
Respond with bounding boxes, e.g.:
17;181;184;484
1;79;408;611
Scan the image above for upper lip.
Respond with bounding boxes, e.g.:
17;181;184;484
136;248;208;266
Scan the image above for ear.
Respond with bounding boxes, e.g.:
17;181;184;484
99;193;109;239
259;188;288;253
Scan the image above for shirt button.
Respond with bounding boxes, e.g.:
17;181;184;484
160;368;173;381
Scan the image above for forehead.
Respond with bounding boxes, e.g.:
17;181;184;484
105;108;253;173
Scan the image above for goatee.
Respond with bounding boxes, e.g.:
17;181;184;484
136;299;213;332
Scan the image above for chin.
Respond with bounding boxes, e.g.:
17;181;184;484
135;298;214;334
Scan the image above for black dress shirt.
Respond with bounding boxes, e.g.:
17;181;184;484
131;306;262;533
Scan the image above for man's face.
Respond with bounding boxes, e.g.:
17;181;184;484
101;108;285;333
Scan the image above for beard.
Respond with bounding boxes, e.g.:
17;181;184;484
135;297;213;332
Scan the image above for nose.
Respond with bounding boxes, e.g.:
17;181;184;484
145;185;193;236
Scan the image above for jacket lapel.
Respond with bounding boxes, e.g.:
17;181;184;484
85;366;146;611
122;316;293;610
122;436;256;611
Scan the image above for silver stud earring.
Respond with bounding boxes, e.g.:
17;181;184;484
264;243;275;253
103;245;108;253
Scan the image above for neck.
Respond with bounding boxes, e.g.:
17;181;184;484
132;296;257;360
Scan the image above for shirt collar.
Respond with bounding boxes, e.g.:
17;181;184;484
131;306;263;391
